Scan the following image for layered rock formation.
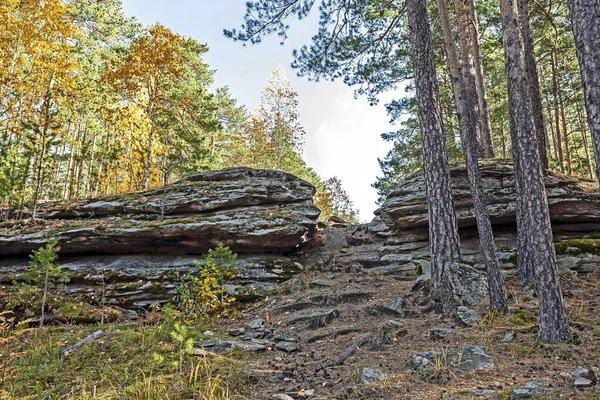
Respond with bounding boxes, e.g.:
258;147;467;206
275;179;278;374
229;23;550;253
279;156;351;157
336;162;600;281
0;167;320;309
377;161;600;235
0;167;320;256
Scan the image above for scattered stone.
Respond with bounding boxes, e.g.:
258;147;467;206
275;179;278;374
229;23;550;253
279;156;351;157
276;341;299;352
232;341;267;352
284;309;339;327
272;394;294;400
286;278;305;293
359;366;387;384
203;330;215;337
246;318;264;330
572;368;597;388
457;306;482;327
412;346;494;372
509;380;550;399
227;328;245;337
379;297;405;317
575;377;594;388
427;328;463;340
500;331;516;343
303;389;315;397
272;329;299;342
380;320;408;343
463;389;498;397
310;279;334;288
194;339;266;355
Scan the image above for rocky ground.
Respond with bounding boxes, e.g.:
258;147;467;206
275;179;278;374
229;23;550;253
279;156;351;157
197;227;600;400
2;163;600;399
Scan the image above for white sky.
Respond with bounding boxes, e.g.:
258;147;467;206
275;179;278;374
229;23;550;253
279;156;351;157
121;0;399;222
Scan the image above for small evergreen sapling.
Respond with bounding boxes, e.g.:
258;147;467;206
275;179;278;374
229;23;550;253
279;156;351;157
22;235;69;327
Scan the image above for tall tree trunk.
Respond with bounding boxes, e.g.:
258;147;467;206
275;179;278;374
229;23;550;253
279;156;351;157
143;115;156;190
567;0;600;184
559;87;572;175
577;105;594;179
518;0;549;171
551;49;564;173
32;75;55;220
438;0;507;312
499;0;571;344
466;0;495;159
407;0;462;308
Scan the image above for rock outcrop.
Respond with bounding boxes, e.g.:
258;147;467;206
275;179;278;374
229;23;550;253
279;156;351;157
0;167;320;256
0;167;320;309
377;161;600;235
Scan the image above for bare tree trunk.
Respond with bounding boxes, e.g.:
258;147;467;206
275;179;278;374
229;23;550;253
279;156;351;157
568;0;600;185
551;49;565;173
32;75;55;220
559;88;572;175
518;0;549;171
499;0;571;344
438;0;507;312
577;105;594;179
466;0;495;159
407;0;462;308
143;115;156;190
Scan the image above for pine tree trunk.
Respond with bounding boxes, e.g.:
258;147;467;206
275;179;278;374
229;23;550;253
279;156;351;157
499;0;571;344
518;0;548;171
568;0;600;184
466;0;495;159
32;76;55;219
407;0;462;307
439;0;507;312
551;49;565;173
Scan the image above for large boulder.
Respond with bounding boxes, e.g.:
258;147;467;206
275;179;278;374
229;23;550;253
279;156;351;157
376;162;600;234
0;167;320;256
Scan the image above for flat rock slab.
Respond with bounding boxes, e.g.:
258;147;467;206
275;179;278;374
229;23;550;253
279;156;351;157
457;306;482;327
284;309;339;327
509;380;550;399
194;339;267;355
275;341;299;352
412;346;494;371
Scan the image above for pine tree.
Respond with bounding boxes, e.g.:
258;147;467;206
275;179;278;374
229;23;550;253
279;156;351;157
499;0;570;343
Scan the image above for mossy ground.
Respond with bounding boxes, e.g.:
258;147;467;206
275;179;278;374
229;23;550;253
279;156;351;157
1;315;250;400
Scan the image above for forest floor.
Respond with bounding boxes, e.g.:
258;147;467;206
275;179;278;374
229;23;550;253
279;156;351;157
2;264;599;399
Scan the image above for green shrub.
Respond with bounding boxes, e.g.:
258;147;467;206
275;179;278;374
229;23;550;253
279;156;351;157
174;243;238;321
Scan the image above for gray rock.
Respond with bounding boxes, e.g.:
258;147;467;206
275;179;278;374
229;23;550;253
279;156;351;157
232;341;267;352
413;263;488;307
272;395;294;400
310;279;334;288
412;346;494;371
575;377;593;388
358;366;387;384
463;389;498;397
227;328;245;337
246;318;264;330
286;278;305;293
272;329;299;342
275;341;299;352
572;368;597;387
457;306;482;327
427;328;463;340
509;380;550;399
500;331;516;343
323;228;348;250
284;309;339;327
380;297;405;317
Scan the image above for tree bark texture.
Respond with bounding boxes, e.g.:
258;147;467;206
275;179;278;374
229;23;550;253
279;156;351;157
466;0;495;159
407;0;462;307
499;0;571;344
439;0;508;312
568;0;600;184
518;0;549;171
